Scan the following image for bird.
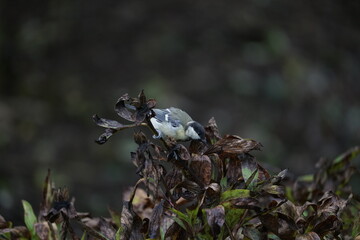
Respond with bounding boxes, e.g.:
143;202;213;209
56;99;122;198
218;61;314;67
149;107;206;142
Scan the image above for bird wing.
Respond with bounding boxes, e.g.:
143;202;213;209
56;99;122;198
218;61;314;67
152;108;192;127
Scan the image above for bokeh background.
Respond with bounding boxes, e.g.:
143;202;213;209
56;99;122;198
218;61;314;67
1;0;359;224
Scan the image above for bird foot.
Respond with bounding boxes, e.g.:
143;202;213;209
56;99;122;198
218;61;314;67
152;130;162;139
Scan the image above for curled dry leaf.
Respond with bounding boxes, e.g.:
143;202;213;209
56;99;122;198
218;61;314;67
94;90;156;144
93;114;124;130
115;90;156;124
205;135;263;156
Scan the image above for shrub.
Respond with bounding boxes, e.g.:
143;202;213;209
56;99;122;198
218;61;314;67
1;90;359;240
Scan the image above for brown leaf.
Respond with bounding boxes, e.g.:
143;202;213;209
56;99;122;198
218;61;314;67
98;218;116;240
0;215;11;228
94;128;117;144
205;117;222;144
115;93;136;122
205;205;225;237
259;213;296;240
231;197;260;210
312;215;339;236
120;180;145;240
189;154;212;186
205;135;263;156
164;168;183;190
208;153;223;182
317;191;349;216
271;169;288;184
226;156;242;185
0;226;31;238
123;187;153;220
115;90;156;124
295;232;321;240
39;170;54;222
148;200;165;239
34;222;50;240
93;114;125;129
133;131;148;145
188;140;207;154
165;221;187;239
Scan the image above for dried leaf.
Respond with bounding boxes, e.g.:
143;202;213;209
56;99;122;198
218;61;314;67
295;232;321;240
98;218;116;240
0;215;11;229
208;153;223;182
148;200;165;239
189;154;212;186
243;227;265;240
115;90;156;124
226;156;242;185
271;169;288;184
34;222;50;240
205;205;225;237
133;131;148;145
164;168;183;190
205;135;263;156
93;114;125;129
0;226;31;239
259;213;297;240
205;117;222;144
39;170;54;222
119;180;145;240
95;128;117;144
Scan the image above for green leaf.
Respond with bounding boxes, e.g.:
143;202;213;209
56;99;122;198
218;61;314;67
242;165;254;183
220;189;251;202
353;222;360;238
330;146;360;174
0;232;11;240
224;208;246;229
109;208;122;227
220;176;228;190
22;200;39;240
115;226;123;240
171;208;191;225
245;169;259;190
81;231;87;240
172;215;187;231
297;174;314;182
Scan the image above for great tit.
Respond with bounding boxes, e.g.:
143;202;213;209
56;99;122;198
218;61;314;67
149;107;206;142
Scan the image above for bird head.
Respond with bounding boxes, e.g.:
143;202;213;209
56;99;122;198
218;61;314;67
185;121;206;143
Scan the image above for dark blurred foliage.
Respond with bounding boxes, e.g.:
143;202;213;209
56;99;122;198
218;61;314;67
0;0;359;224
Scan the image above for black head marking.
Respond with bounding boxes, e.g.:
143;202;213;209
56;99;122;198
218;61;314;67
189;121;206;141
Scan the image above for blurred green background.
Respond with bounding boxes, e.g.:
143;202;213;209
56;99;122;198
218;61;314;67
1;0;359;224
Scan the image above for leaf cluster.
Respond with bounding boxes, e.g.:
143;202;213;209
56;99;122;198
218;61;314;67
1;91;359;240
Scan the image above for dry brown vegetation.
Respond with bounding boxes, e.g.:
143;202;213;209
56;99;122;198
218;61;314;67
1;91;359;240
